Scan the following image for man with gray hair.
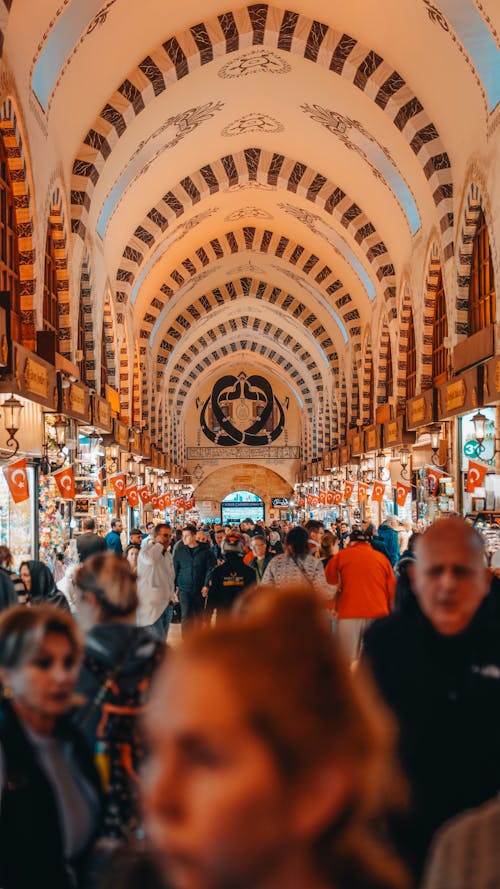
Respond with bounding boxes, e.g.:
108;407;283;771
363;517;500;883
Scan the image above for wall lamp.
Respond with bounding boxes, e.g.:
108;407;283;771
2;394;23;455
471;411;488;455
427;423;446;466
399;447;411;480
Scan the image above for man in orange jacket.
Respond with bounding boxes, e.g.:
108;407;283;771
325;525;395;662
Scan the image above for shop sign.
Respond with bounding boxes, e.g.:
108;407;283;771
406;388;436;430
351;433;363;456
2;344;58;409
364;426;380;453
92;394;112;433
271;497;289;508
61;379;91;423
385;421;399;446
113;419;130;450
129;429;142;457
384;415;416;448
438;367;479;420
142;434;151;459
482;356;500;405
339;446;350;466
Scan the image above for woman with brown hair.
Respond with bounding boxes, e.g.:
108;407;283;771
0;604;101;889
140;586;408;889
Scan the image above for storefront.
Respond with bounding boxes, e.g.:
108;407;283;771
438;367;481;518
0;344;57;565
406;388;449;526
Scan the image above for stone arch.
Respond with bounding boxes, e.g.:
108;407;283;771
396;283;413;408
45;188;71;358
0;97;36;349
376;316;392;406
456;180;497;338
421;242;445;390
361;334;374;424
115;149;395;312
70;4;453;254
79;248;96;386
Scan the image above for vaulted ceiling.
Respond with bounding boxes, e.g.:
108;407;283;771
2;0;500;449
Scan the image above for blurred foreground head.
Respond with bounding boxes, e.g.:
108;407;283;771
143;586;407;889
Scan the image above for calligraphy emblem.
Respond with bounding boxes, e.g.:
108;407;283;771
200;373;285;447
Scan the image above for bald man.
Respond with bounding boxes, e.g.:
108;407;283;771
363;517;500;884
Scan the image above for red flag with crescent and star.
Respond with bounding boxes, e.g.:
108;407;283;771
109;472;126;498
3;457;29;504
53;465;76;500
395;482;411;507
151;495;160;510
427;466;446;496
184;498;195;511
371;481;385;502
138;484;150;505
357;482;368;502
164;493;172;508
93;469;103;498
344;481;354;501
466;460;488;493
125;485;139;508
332;490;343;505
326;490;334;506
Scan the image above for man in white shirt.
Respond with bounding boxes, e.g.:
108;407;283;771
136;523;175;640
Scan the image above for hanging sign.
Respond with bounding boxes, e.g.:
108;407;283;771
466;459;488;493
3;457;30;504
53;465;76;500
395;482;411;507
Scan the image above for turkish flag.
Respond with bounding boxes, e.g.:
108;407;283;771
151;495;159;509
427;466;445;496
93;469;103;498
357;482;368;502
125;485;139;508
344;482;354;501
326;491;334;505
3;457;29;504
332;490;343;505
174;496;185;509
184;498;196;511
466;459;488;493
318;490;326;505
109;472;126;498
53;465;76;500
138;484;150;504
164;493;172;508
395;482;411;507
371;481;385;502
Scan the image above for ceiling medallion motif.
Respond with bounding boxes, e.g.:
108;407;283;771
224;207;273;222
222;113;284;137
200;372;285;447
218;48;291;79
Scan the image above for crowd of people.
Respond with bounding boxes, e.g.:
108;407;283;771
0;510;498;889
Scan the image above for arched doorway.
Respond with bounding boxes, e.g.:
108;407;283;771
221;491;265;526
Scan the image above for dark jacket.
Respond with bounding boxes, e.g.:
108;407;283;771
0;568;16;610
76;532;107;563
105;530;123;555
248;552;274;582
173;542;215;593
22;560;70;611
208;554;255;612
0;699;101;889
363;597;500;882
75;623;164;840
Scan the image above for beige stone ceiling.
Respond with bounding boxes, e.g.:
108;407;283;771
3;0;500;428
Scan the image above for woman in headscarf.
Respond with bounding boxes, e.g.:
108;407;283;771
19;561;70;611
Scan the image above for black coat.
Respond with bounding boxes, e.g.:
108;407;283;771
76;532;107;563
173;542;215;594
208;554;255;612
0;700;101;889
363;597;500;883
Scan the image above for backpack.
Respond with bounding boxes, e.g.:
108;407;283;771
77;636;163;842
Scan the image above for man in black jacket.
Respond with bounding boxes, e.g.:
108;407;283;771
207;533;255;619
363;517;500;884
76;517;107;562
173;525;216;631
